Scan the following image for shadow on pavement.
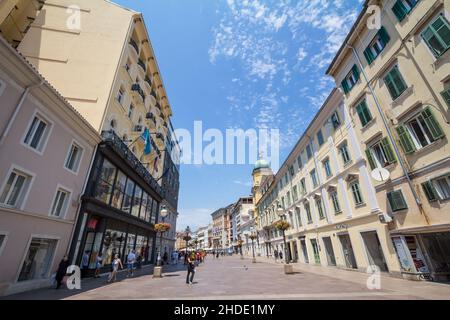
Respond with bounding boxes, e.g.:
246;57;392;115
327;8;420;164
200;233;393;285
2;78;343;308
2;262;192;300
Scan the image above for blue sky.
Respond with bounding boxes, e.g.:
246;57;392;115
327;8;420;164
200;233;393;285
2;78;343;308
114;0;363;231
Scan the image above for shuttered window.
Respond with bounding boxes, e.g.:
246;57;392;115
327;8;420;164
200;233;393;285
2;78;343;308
392;0;420;22
355;100;373;127
341;65;360;94
422;181;438;202
441;88;450;108
421;15;450;58
384;65;408;100
364;26;391;65
387;190;408;212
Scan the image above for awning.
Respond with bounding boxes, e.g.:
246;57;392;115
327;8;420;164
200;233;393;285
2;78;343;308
390;224;450;235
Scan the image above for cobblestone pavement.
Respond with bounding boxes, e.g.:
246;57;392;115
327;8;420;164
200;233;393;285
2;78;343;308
4;255;450;300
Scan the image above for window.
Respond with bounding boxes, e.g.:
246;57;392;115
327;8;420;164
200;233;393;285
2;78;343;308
364;27;391;64
65;143;83;172
305;202;312;224
315;198;325;220
421;15;450;58
365;138;396;170
330;191;342;214
281;197;285;209
355;100;373;127
330;111;341;130
317;130;324;146
0;169;32;209
131;185;142;218
323;158;332;178
23;115;50;151
306;144;313;160
287;192;291;207
341;65;360;94
94;158;117;204
117;87;125;105
18;238;57;282
384;65;408;100
310;169;318;188
289;165;295;177
50;188;70;217
396;107;444;154
297;155;303;170
392;0;419;22
300;178;307;196
350;181;364;206
423;175;450;201
128;104;134;119
339;143;351;165
295;207;302;227
292;186;299;202
387;190;408;212
441;88;450;109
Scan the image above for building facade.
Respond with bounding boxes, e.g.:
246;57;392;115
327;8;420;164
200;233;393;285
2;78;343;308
1;0;181;276
0;36;100;295
327;0;450;281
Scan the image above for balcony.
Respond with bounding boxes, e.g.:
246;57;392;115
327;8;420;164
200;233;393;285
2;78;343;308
129;38;139;54
131;83;145;102
138;59;146;71
100;130;164;198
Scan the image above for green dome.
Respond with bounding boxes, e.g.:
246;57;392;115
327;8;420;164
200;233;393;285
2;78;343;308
254;158;270;170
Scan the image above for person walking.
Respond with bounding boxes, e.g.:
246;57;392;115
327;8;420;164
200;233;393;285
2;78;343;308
126;250;136;277
274;249;279;263
107;254;123;283
55;255;70;289
81;250;90;278
279;250;283;263
163;252;168;265
186;254;196;285
94;253;103;278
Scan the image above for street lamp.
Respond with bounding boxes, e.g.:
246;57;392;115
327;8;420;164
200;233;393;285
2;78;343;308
153;205;170;278
276;205;290;265
156;206;169;266
249;227;257;263
184;226;191;264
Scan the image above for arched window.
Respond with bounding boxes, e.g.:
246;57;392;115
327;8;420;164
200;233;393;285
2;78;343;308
128;104;134;119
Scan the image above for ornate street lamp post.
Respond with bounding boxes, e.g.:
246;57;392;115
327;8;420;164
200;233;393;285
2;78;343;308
249;227;257;263
276;205;293;274
153;206;170;278
183;226;191;265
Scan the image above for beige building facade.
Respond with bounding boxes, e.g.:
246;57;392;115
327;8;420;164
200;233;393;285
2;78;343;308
327;0;450;281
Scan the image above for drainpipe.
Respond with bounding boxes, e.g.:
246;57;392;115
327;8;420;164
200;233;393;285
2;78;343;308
345;43;427;221
0;80;44;146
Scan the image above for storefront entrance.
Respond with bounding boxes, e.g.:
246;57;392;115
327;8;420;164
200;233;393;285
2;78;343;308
310;239;321;265
322;237;336;266
420;232;450;280
300;238;309;263
291;240;299;262
339;234;357;269
361;231;388;272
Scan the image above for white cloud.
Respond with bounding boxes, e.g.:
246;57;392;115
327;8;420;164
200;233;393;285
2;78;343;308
177;208;214;232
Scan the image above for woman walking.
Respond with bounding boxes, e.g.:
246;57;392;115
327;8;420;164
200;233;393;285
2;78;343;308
94;253;103;278
274;249;279;263
107;254;123;283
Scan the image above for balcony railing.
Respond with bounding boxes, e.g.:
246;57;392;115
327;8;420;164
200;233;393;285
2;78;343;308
131;83;145;101
145;76;152;87
101;130;163;197
129;38;139;54
138;59;146;71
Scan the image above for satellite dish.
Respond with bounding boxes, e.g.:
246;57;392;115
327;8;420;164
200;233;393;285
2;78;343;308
371;168;390;182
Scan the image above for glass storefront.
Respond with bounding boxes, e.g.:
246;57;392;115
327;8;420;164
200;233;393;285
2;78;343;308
18;238;57;282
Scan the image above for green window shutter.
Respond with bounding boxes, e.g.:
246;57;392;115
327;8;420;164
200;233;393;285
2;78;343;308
378;26;391;45
390;67;407;96
396;125;416;154
387;190;407;212
352;64;360;82
392;1;408;22
356;100;372;127
422;181;438;202
431;16;450;49
381;137;397;164
441;88;450;109
341;79;350;94
422;107;444;141
364;47;375;65
384;73;398;99
365;149;377;170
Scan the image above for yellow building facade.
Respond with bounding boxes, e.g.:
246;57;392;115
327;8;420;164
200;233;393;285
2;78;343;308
327;0;450;281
